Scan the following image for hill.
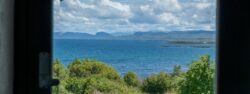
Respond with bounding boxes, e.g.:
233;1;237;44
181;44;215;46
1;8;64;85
53;31;216;41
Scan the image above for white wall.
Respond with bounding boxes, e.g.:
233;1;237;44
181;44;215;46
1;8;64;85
0;0;14;93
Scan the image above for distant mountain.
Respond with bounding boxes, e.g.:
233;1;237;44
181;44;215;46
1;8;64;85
95;32;113;37
54;32;94;39
119;30;215;40
133;30;215;35
110;32;133;36
168;30;215;34
53;31;216;41
134;32;167;36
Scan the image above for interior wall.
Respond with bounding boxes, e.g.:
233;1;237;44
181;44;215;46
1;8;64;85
0;0;14;94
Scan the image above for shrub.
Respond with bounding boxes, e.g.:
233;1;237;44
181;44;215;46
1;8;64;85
172;65;182;77
65;76;142;94
169;65;185;92
53;55;215;94
124;71;140;87
52;59;71;94
179;55;215;94
68;59;120;80
142;72;170;94
52;81;73;94
53;58;67;79
65;59;142;94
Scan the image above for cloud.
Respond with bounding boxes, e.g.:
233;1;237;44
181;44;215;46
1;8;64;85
154;0;182;12
156;13;180;24
53;0;216;33
195;3;212;9
58;0;132;19
129;0;182;24
53;0;134;33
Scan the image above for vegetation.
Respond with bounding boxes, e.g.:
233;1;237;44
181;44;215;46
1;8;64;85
178;55;215;94
123;71;140;87
65;76;141;94
172;65;183;77
68;59;120;80
142;72;171;94
53;55;215;94
52;58;72;94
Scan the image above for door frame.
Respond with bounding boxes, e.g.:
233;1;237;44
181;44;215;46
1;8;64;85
14;0;53;94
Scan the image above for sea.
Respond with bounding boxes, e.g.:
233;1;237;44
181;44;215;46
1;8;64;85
53;39;216;78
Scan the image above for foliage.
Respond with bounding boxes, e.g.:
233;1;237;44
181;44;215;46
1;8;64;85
65;59;142;94
172;65;183;77
142;72;171;94
52;58;71;94
178;55;215;94
169;65;185;93
53;58;68;79
52;81;73;94
65;76;142;94
124;71;140;87
68;59;120;80
52;55;215;94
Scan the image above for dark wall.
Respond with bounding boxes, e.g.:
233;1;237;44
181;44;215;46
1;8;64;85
0;0;14;94
14;0;53;94
217;0;250;93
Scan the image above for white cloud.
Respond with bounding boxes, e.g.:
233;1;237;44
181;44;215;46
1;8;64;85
154;0;182;12
157;13;180;24
53;0;216;33
53;0;134;32
129;0;182;25
61;0;132;19
195;3;211;9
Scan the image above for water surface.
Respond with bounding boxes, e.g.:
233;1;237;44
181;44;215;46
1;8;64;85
53;39;216;77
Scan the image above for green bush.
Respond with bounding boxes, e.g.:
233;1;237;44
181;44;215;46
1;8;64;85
53;58;68;79
169;65;185;93
172;65;182;77
142;72;171;94
52;55;215;94
52;59;72;94
65;76;142;94
52;81;73;94
179;55;215;94
68;59;120;80
65;59;142;94
124;71;140;87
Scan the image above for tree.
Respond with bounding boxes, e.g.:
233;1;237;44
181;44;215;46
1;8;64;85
65;59;142;94
67;59;82;77
65;76;142;94
179;55;215;94
169;65;184;93
53;58;67;79
142;72;170;94
68;59;120;80
124;71;140;87
52;58;71;94
172;64;182;77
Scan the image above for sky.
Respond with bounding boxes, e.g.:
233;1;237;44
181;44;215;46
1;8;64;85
53;0;216;34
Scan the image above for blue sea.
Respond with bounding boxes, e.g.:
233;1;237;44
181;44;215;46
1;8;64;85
53;39;216;78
